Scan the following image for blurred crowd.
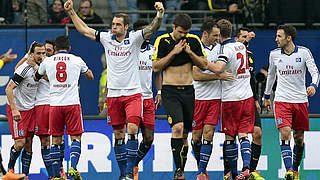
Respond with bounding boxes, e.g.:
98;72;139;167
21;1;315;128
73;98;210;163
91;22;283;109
0;0;319;28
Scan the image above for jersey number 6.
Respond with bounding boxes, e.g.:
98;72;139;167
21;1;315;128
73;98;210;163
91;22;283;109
56;62;67;82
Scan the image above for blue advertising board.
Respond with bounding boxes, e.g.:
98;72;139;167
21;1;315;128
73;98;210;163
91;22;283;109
0;118;320;180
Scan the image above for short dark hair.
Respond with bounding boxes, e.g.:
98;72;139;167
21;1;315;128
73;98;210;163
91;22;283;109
55;36;70;51
133;20;149;31
53;0;65;6
114;13;130;27
217;19;232;38
277;24;296;40
80;0;92;7
200;17;218;33
31;42;45;53
45;39;55;47
234;27;250;38
173;14;192;30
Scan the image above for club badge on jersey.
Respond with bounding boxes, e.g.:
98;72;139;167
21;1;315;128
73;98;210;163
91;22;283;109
296;57;302;62
124;40;130;45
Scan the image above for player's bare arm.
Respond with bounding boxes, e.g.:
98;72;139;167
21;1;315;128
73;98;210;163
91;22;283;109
143;2;164;39
154;72;162;109
5;81;21;121
207;61;226;74
193;66;233;81
184;45;207;70
64;0;96;40
84;69;94;81
152;40;186;72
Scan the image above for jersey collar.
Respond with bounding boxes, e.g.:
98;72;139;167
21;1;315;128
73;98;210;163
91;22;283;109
111;31;130;42
57;51;69;54
221;38;236;45
281;44;298;56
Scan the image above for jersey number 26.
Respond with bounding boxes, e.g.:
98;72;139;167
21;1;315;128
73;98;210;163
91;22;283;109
236;52;249;74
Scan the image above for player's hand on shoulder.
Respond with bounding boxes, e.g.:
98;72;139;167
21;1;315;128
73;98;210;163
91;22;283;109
64;0;73;12
154;2;164;13
220;70;234;81
307;86;316;97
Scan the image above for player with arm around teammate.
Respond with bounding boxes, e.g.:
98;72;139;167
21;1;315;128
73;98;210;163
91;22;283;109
207;19;255;180
64;0;164;179
34;36;94;180
264;24;319;180
191;17;233;180
222;28;265;180
4;42;46;180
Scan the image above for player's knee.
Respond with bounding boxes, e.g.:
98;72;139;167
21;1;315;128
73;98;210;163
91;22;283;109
253;127;262;141
172;123;184;137
14;139;26;151
279;127;291;140
191;135;201;144
143;134;154;146
52;136;63;145
294;135;304;145
113;125;126;139
127;123;139;134
40;135;50;146
203;130;214;141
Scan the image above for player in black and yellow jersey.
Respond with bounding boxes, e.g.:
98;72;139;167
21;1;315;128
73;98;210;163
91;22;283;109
152;14;208;180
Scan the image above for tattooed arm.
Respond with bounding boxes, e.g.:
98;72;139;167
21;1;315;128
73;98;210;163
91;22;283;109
143;2;164;39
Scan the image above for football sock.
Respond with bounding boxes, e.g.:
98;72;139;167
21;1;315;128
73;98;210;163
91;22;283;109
280;140;293;171
198;140;213;174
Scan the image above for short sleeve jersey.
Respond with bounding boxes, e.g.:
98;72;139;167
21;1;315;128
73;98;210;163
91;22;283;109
193;43;222;100
217;39;253;102
38;52;89;106
152;33;205;66
265;46;319;103
95;30;145;91
10;62;38;110
138;44;156;99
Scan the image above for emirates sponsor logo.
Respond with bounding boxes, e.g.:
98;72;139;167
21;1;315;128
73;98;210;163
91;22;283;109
278;69;302;75
107;50;131;57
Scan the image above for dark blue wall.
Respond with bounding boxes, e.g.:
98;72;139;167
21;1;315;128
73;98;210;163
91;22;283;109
0;29;320;115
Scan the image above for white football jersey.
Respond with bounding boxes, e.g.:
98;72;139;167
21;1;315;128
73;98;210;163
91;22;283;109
95;30;145;97
265;46;319;103
217;39;253;102
9;62;38;111
193;43;222;100
35;79;50;106
38;52;89;106
138;44;156;99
